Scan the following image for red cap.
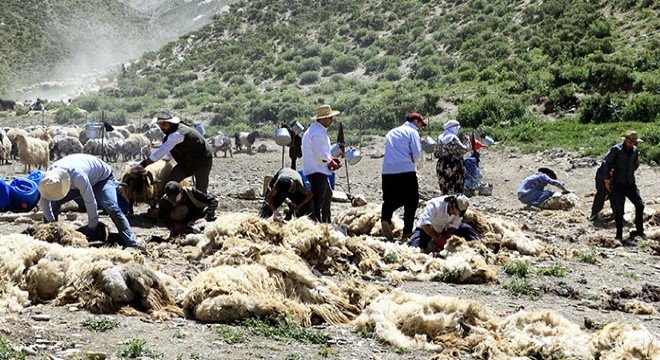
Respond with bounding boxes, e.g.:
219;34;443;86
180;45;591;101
407;113;427;127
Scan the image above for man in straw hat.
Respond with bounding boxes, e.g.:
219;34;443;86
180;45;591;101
380;112;427;242
517;167;571;209
302;104;342;223
138;109;214;193
408;194;479;255
38;154;143;249
600;130;646;241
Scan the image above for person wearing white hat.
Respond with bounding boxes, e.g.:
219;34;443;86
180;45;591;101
434;120;469;195
302;104;341;223
600;130;646;241
407;195;478;254
38;154;141;249
138;109;214;193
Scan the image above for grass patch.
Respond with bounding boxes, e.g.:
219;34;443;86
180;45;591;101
117;338;162;359
173;330;186;339
286;353;303;360
0;335;25;360
382;251;399;264
319;345;337;357
502;260;530;278
536;263;568;277
240;317;331;345
617;272;641;281
502;278;541;299
359;327;374;339
395;347;410;354
575;250;599;264
432;269;461;283
213;325;247;344
81;316;120;332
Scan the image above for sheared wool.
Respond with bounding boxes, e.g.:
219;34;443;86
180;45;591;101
595;322;660;359
540;192;579;210
30;222;89;247
490;218;546;256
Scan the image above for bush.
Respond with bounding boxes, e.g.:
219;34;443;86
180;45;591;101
621;92;660;123
578;94;623;124
457;93;530;128
299;71;320;85
330;55;359;74
54;106;86;124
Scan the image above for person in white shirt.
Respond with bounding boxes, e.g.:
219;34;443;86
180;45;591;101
380;113;427;241
302;104;341;223
38;154;141;249
408;194;478;254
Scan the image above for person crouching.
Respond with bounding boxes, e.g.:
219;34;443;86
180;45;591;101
158;181;217;236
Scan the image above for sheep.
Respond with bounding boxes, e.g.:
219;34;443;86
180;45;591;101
122;133;151;162
0;130;11;165
51;136;83;160
143;125;163;145
210;132;232;158
119;160;191;214
234;130;259;153
6;128;28;160
14;133;49;173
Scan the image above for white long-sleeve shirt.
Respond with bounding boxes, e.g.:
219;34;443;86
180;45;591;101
301;121;332;176
416;196;462;233
382;121;422;175
39;154;112;229
149;131;182;161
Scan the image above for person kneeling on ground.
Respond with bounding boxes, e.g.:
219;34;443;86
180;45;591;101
158;181;218;236
260;167;313;220
517;167;570;209
408;194;479;255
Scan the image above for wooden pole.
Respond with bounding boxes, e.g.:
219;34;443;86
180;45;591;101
281;146;285;168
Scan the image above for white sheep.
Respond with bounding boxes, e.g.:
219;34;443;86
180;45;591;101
51;136;83;160
210;132;232;158
0;129;11;165
122;133;151;161
14;133;49;173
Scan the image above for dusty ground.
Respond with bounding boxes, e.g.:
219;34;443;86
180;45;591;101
0;115;659;360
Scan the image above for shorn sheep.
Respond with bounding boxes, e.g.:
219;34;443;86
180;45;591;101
14;132;49;173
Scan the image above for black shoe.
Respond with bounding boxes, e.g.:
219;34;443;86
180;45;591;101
630;230;647;240
588;214;598;221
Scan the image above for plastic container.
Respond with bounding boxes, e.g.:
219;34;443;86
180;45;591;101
27;170;44;185
9;177;40;211
298;170;335;190
0;178;10;211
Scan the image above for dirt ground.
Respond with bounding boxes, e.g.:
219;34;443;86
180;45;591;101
0;115;659;360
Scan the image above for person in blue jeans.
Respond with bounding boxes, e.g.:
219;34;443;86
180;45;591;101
38;154;143;249
517;167;570;208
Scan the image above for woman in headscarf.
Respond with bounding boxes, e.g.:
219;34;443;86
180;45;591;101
434;120;469;195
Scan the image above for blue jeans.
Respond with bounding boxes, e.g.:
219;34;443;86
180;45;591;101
518;190;553;207
53;177;137;247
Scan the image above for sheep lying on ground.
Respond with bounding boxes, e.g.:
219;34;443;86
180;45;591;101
14;132;49;172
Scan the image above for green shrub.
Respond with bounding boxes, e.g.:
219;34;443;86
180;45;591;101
117;338;162;359
457;93;530;128
81;316;120;332
54;106;86;124
502;260;530;278
621;92;660;123
330;55;359;74
240;317;331;344
0;335;25;360
299;71;320;85
578;94;623;124
536;263;568;277
213;325;246;344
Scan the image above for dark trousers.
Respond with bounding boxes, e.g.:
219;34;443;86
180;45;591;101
408;224;479;253
307;173;332;223
381;172;419;235
169;157;213;193
612;182;644;237
259;188;314;219
590;173;614;217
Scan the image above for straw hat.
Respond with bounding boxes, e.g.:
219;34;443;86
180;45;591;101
38;168;71;201
151;109;181;124
621;130;643;143
312;105;340;120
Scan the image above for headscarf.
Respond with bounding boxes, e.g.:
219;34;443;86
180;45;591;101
439;120;466;147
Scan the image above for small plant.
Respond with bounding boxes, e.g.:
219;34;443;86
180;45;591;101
0;335;25;360
189;353;202;360
575;250;599;264
117;338;162;359
241;317;331;344
395;347;410;354
382;251;399;264
476;289;493;295
617;272;641;281
432;269;461;283
319;345;337;357
502;278;540;299
359;327;374;339
536;263;568;277
286;353;303;360
81;317;120;332
502;260;530;278
173;330;186;339
213;325;246;344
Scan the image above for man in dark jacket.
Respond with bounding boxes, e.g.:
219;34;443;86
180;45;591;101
259;167;313;219
158;181;218;236
601;131;645;241
139;110;214;193
588;155;615;221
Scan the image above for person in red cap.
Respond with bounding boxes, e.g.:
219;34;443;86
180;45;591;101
380;112;427;242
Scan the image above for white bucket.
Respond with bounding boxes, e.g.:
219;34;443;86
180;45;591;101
275;127;291;146
345;147;362;165
85;123;104;139
291;121;305;134
330;143;344;158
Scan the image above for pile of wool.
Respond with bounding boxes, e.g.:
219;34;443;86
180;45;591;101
201;212;284;253
28;222;90;247
333;203;403;237
183;248;360;326
487;217;547;256
594;322;660;359
0;275;30;315
0;234;182;319
540;192;579;210
414;236;497;284
354;291;498;352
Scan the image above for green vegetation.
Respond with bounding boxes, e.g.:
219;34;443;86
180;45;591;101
502;260;530;278
117;338;162;359
81;316;120;332
213;325;247;344
617;272;641;281
536;263;568;277
240;317;332;345
0;335;25;360
575;250;600;264
382;251;399;264
502;277;541;299
2;0;658;161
